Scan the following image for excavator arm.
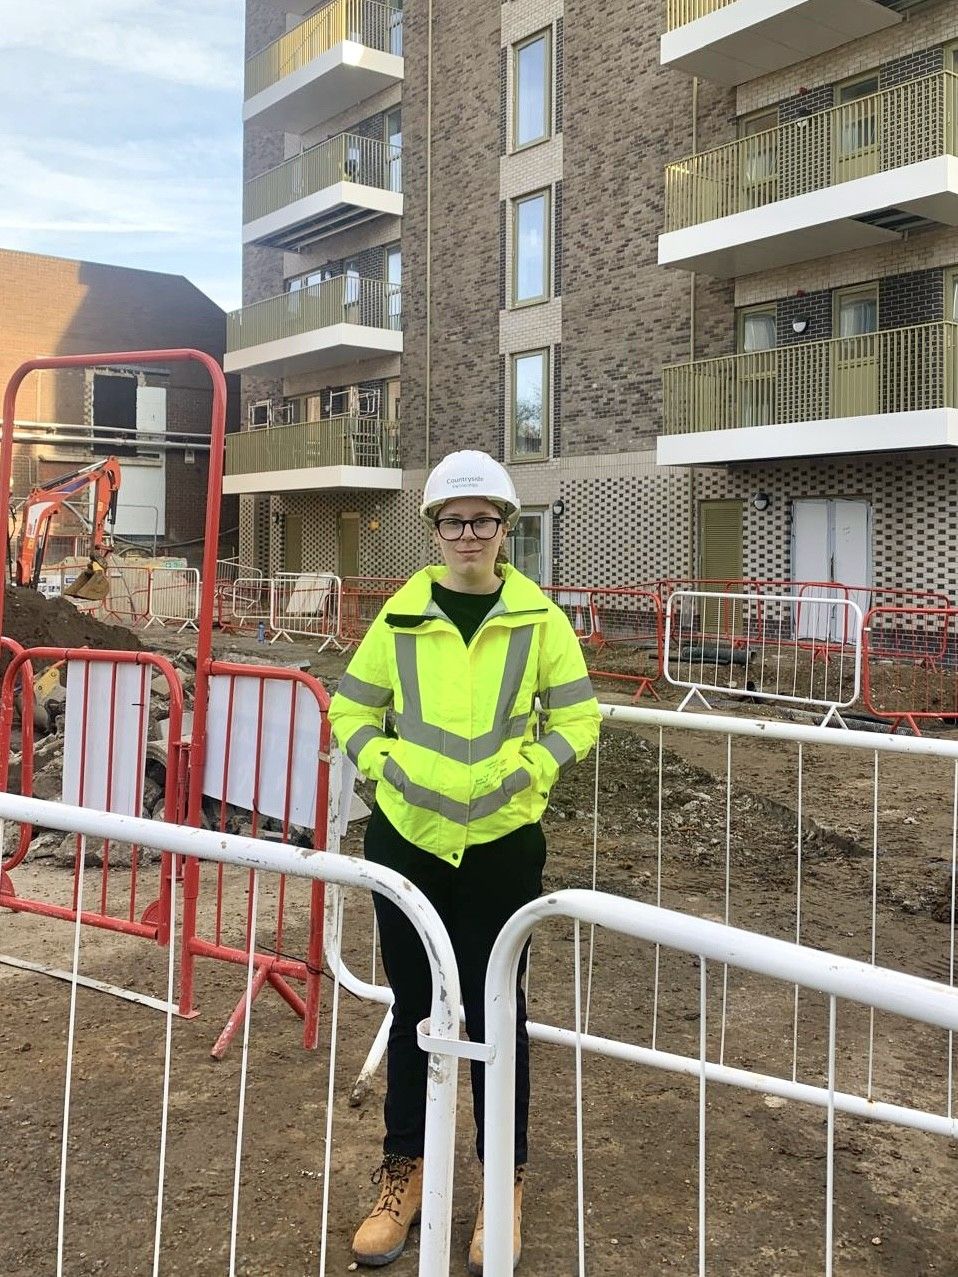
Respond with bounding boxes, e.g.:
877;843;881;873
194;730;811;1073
15;457;121;598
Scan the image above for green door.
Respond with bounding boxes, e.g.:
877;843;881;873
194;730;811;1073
698;500;743;633
337;512;360;580
284;514;303;574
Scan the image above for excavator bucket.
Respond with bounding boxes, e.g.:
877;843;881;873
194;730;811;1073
63;560;111;602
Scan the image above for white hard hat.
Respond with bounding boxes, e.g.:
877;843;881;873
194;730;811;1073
420;450;521;529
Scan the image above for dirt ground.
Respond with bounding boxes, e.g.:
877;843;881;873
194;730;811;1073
2;620;958;1275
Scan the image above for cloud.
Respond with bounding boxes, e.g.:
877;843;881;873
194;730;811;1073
0;0;243;91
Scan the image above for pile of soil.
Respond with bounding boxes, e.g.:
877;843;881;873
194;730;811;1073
1;585;141;654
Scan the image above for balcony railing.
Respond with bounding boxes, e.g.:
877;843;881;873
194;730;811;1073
666;0;733;29
246;0;403;99
226;417;401;475
244;134;401;224
665;71;958;231
662;322;958;435
227;276;402;353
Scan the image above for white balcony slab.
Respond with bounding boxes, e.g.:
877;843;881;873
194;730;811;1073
244;184;402;250
224;464;402;495
225;324;403;377
661;0;900;86
657;409;958;466
244;44;403;134
659;157;958;277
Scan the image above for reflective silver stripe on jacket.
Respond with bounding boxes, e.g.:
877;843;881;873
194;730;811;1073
382;756;532;825
338;672;393;708
539;675;595;710
539;730;577;773
393;626;535;764
345;723;391;768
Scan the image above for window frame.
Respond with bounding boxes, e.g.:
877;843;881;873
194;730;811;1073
946;267;958;322
511;187;552;308
833;282;879;337
736;303;778;352
836;70;880;105
946;41;958;76
512;26;553;153
511;507;549;584
510;347;550;463
737;107;779;139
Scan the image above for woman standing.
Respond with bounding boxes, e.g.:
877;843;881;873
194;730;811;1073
329;450;600;1271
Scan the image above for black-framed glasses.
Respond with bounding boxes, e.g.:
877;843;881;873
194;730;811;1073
434;515;504;541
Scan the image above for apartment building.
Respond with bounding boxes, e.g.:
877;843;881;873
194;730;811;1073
0;249;240;566
235;0;957;598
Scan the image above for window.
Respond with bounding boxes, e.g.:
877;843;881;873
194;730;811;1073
512;511;546;583
947;268;958;321
511;350;549;459
386;244;401;328
513;29;551;150
834;283;878;336
385;108;402;192
738;108;779;202
512;190;550;306
836;72;880;171
737;305;777;352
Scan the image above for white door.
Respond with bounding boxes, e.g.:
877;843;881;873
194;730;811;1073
792;499;870;642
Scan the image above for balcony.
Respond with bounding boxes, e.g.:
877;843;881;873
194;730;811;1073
244;133;402;251
660;72;958;277
659;321;958;465
224;275;402;377
661;0;901;86
223;416;401;495
244;0;403;134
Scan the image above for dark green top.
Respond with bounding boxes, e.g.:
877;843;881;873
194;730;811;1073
431;579;504;646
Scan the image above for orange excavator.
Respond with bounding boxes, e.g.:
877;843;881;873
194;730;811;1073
14;457;122;601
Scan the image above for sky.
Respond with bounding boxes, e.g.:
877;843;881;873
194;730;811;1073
0;0;245;311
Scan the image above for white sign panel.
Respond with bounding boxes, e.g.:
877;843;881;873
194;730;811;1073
203;675;323;831
63;662;152;816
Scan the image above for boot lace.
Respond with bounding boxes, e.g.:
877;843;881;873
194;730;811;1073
370;1154;418;1220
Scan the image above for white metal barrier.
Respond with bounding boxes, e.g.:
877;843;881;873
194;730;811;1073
665;589;863;723
228;575;272;631
482;890;958;1276
145;566;200;632
0;791;463;1277
269;572;343;650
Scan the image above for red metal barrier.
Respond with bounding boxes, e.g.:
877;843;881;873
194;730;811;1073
178;661;332;1056
0;647;185;945
584;589;665;702
862;606;958;735
338;575;404;643
0;637;34;872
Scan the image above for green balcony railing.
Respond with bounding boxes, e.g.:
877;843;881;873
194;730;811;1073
665;71;958;231
244;133;401;224
246;0;403;99
227;275;402;353
226;417;401;475
662;321;958;435
666;0;734;30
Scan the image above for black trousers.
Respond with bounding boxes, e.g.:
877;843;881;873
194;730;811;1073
364;804;546;1163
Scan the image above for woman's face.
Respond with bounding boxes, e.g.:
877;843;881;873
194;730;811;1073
432;496;508;589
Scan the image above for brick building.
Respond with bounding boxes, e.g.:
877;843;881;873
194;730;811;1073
0;249;239;567
234;0;958;598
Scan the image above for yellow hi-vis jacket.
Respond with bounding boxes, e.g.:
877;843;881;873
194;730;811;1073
328;564;601;863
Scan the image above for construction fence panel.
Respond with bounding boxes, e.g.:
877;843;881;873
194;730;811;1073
585;587;665;701
665;589;862;717
541;585;596;641
223;576;273;633
179;661;335;1055
146;566;201;632
0;790;461;1277
481;887;958;1276
268;572;342;649
338;576;404;644
863;605;958;733
0;636;34;872
0;648;185;955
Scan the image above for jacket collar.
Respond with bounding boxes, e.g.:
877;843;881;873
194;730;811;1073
385;563;548;626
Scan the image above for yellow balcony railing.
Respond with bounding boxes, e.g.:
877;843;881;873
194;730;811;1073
226;417;401;475
245;133;401;224
665;71;958;231
227;275;402;353
662;322;958;434
666;0;734;30
246;0;403;99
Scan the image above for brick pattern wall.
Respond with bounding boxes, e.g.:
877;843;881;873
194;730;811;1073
776;290;831;346
552;342;562;456
879;268;945;329
779;85;834;124
500;46;508;155
497;354;506;462
555;16;564;134
553;179;563;297
880;45;944;90
499;200;507;310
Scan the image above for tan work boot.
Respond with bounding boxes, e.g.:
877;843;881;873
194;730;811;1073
352;1154;424;1267
467;1164;525;1275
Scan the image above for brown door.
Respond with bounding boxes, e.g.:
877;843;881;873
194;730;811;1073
698;499;744;633
337;512;360;579
283;514;303;574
